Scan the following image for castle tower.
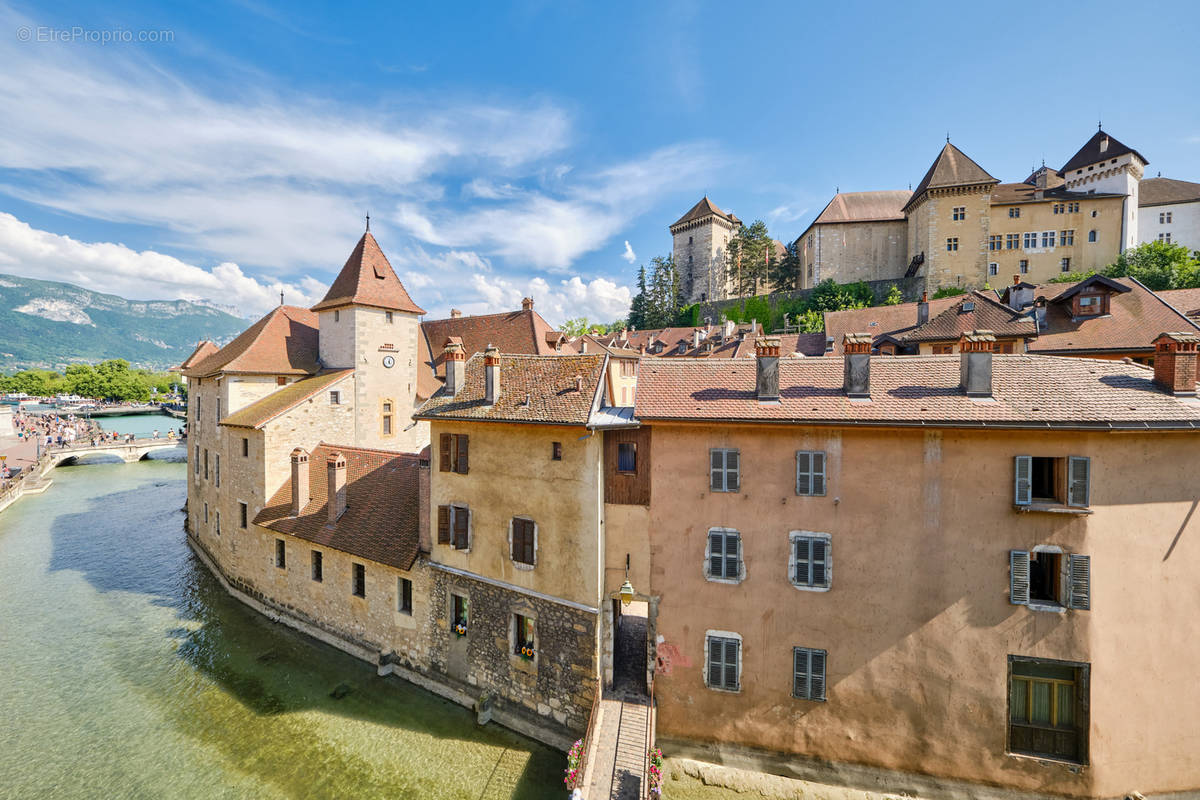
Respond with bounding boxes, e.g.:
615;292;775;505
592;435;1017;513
670;196;741;303
903;142;998;292
1059;129;1147;252
312;228;427;452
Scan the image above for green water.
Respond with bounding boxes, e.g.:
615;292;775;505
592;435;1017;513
93;412;183;440
0;459;562;799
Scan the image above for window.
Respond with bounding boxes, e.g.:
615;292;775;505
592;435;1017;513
352;563;365;598
381;400;393;436
439;433;469;474
551;441;562;460
1091;209;1098;218
1077;294;1104;315
334;310;339;322
398;577;412;614
511;517;536;566
946;237;958;252
1041;231;1056;248
617;442;637;473
386;311;394;324
619;359;636;377
795;451;826;496
1158;232;1173;243
706;528;742;582
932;344;953;355
239;502;248;529
437;505;471;550
276;376;287;386
203;449;209;480
1008;657;1089;764
1068;202;1079;213
1014;455;1090;508
989;262;999;276
215;511;220;537
1008;207;1020;218
709;448;740;492
793;647;827;701
998;341;1015;354
242;437;249;457
513;613;535;656
1087;230;1097;242
329;391;340;405
1023;232;1037;249
706;633;740;691
311;550;323;582
275;539;286;569
952;206;966;221
215;454;220;487
790;533;831;590
1160;212;1173;224
203;502;208;524
1052;203;1064;215
988;235;1002;251
1006;233;1019;250
194;444;200;475
1010;548;1091;610
1019;259;1029;274
451;593;469;634
1060;258;1071;273
1061;229;1074;246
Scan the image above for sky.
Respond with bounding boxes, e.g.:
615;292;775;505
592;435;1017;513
0;0;1198;325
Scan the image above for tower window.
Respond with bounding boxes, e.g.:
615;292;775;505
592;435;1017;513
989;262;998;276
382;400;393;436
386;311;394;324
952;206;966;221
334;310;339;322
1009;207;1020;218
1088;230;1097;243
946;238;959;252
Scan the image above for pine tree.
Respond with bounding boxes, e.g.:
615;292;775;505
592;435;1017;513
775;240;802;292
627;265;649;329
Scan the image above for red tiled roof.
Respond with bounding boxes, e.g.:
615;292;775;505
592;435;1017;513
811;191;911;225
219;369;353;429
177;340;218;371
418;308;559;397
1157;288;1200;321
254;444;424;571
634;355;1200;428
414;353;606;425
823;297;961;355
184;305;320;378
311;232;425;314
1029;277;1200;354
670;196;739;229
896;291;1036;343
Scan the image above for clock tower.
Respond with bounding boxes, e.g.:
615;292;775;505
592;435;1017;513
312;227;427;452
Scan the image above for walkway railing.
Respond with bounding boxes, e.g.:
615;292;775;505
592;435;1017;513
576;676;603;794
640;673;656;800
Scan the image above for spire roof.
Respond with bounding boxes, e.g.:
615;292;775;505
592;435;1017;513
1059;129;1148;176
904;142;998;211
311;231;426;314
670;196;739;229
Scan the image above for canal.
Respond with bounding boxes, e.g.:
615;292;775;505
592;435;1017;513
0;455;562;799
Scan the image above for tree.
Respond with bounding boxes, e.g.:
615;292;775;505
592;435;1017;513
628;255;684;330
774;240;802;292
883;285;904;305
725;220;778;297
1102;240;1200;290
931;286;967;299
627;265;649;330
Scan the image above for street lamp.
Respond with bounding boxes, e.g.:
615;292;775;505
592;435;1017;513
619;553;635;606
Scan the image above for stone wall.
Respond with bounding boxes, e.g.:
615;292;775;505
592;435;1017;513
798;220;909;288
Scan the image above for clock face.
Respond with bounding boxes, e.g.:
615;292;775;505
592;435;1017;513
382;355;396;369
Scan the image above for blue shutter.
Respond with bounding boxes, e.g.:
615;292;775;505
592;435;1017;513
1068;554;1091;610
1010;550;1030;605
811;452;826;495
796;451;811;495
707;637;721;687
725;639;739;690
794;538;809;585
1014;455;1032;506
1067;457;1090;508
709;531;722;578
727;450;740;492
710;449;723;491
811;538;828;587
810;649;826;701
725;532;740;580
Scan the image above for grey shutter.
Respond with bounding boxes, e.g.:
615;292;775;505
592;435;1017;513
727;450;740;492
793;648;804;698
794;538;809;585
725;533;740;580
1010;550;1030;605
812;452;826;495
810;649;826;701
708;531;723;578
1014;455;1032;506
710;450;723;491
1068;554;1091;610
1067;456;1090;508
796;452;811;495
811;539;828;587
725;639;739;690
707;638;721;687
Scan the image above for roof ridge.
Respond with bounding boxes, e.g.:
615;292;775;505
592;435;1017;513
315;441;425;459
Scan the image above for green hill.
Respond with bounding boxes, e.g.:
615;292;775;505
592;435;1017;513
0;273;249;372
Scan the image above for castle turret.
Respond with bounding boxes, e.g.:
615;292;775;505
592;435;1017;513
1058;129;1148;252
670;196;741;303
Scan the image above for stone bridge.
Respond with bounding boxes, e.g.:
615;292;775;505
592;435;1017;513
48;438;186;465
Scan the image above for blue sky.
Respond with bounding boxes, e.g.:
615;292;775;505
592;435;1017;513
1;0;1197;324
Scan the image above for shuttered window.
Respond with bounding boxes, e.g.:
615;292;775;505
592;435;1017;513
437;505;450;544
438;505;470;549
790;534;831;589
512;518;536;565
1066;554;1090;610
1014;456;1032;505
706;634;740;691
710;448;739;492
793;647;827;701
1008;658;1089;764
1014;455;1091;508
706;529;741;581
1067;457;1090;507
795;451;826;496
1010;550;1090;610
439;433;469;474
1010;550;1030;605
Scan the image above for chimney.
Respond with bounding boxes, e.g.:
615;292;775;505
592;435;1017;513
417;455;431;553
1153;332;1200;397
917;291;929;325
443;339;466;396
574;374;584;392
290;448;309;516
327;451;347;523
693;329;703;349
1013;274;1021;286
723;319;736;339
521;297;534;312
484;344;501;405
755;337;781;401
450;308;463;319
959;330;996;398
842;333;872;399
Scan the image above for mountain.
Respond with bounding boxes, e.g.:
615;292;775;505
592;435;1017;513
0;273;249;372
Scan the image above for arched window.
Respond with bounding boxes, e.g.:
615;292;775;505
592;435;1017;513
1088;230;1097;243
381;399;394;436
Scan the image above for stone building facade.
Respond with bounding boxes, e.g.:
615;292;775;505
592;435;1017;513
671;196;741;303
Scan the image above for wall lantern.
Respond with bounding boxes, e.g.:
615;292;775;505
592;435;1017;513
619;553;635;606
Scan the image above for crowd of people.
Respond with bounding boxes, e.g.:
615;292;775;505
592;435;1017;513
12;411;185;449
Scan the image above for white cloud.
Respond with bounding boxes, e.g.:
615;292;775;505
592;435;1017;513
621;241;637;264
465;273;632;327
0;212;317;317
767;202;810;225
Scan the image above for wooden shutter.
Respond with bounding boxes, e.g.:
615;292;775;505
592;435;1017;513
1010;550;1030;605
453;508;469;549
437;505;450;544
810;649;826;701
796;452;811;495
725;533;740;580
707;637;722;687
1014;455;1032;505
793;648;805;698
709;531;723;578
724;639;739;690
811;539;828;587
727;450;739;492
812;451;826;496
439;434;451;472
456;435;469;474
710;450;723;491
1067;554;1091;610
524;521;535;564
1067;457;1090;508
793;538;809;585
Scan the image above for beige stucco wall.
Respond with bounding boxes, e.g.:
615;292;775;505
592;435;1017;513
645;420;1200;798
986;196;1124;285
429;420;604;610
798;220;908;289
224;375;294;418
910;189;993;292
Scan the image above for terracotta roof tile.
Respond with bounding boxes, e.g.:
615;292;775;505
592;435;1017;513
905;142;998;211
220;370;353;429
1157;288;1200;321
634;355;1200;428
1029;277;1199;354
670;196;739;229
823;297;961;355
811;191;911;225
184;305;319;378
896;292;1036;343
177;340;218;371
415;353;605;425
255;444;423;571
311;232;425;314
418;308;558;396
